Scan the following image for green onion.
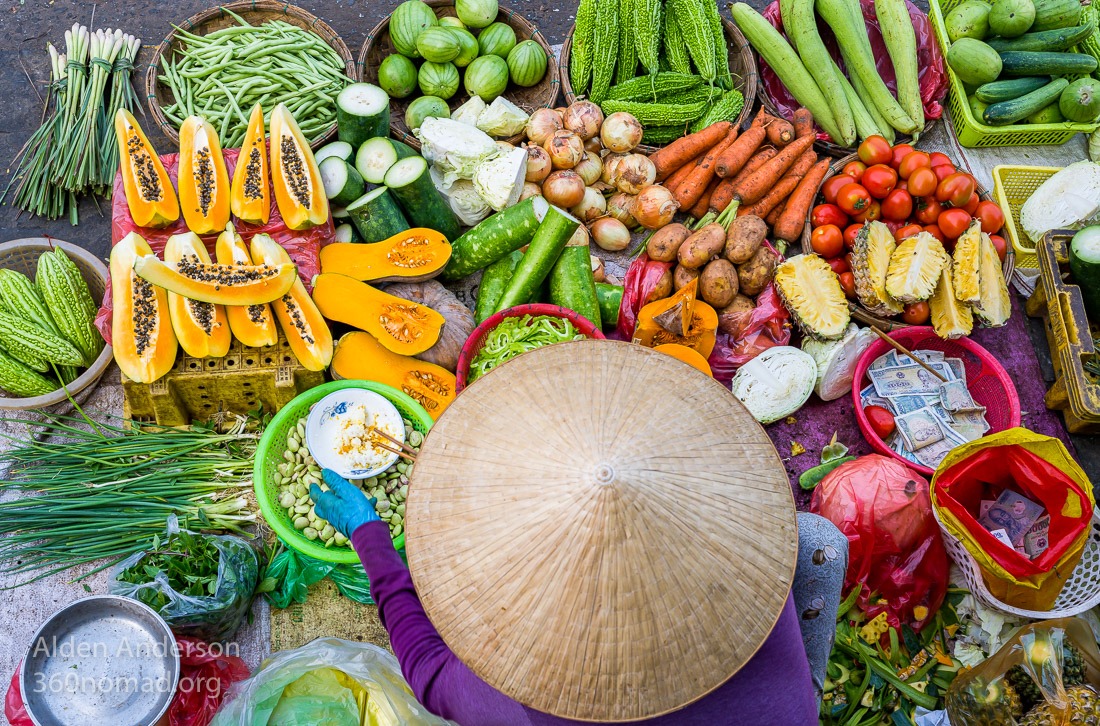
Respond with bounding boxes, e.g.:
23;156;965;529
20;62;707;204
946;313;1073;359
468;315;586;383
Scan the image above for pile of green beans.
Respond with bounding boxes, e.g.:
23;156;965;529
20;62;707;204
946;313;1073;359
158;10;350;148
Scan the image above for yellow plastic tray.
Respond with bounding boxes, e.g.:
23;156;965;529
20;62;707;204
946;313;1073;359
991;165;1061;269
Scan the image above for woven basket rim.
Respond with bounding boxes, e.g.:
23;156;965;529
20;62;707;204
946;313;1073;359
358;0;560;150
144;0;357;150
559;17;758;154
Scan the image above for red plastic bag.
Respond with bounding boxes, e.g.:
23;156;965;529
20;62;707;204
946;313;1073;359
168;637;250;726
811;454;948;631
759;0;949;143
4;667;33;726
616;253;674;340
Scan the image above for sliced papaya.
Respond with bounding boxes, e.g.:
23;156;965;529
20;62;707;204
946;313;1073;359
319;228;453;283
110;232;178;383
133;254;296;306
269;103;328;230
163;233;232;358
312;272;444;356
178;116;231;234
331;331;456;419
214;223;278;348
114;109;179;228
249;234;333;371
230;104;271;225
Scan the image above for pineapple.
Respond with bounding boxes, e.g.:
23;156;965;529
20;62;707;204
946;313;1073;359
974;232;1012;328
1008;639;1088;711
1019;685;1100;725
886;232;950;303
852;221;903;316
773;254;850;341
930;266;974;340
946;675;1023;726
952;221;982;304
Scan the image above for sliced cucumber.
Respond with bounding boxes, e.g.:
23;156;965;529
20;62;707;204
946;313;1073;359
355;136;417;184
495;205;581;313
320;157;367;206
383;156;461;240
332;205;351;220
346;186;410;243
315;141;355;165
334;223;358;243
1070;226;1100;320
442;196;549;281
336;83;391;148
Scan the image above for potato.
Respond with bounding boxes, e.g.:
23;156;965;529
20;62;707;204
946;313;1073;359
646;223;691;262
699;259;738;308
722;294;756;315
717;294;757;335
738;246;778;296
673;263;701;291
725;215;767;264
677;223;726;269
644;268;674;304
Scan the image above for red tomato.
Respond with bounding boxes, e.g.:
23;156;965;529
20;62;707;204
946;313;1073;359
895;223;922;241
827;256;850;275
862;164;898;199
843;223;863;250
929;152;954;170
903;301;931;325
976;200;1005;234
883;219;903;234
933;163;957;183
853;200;881;223
937;173;976;207
837;183;872;215
822;175;853;205
938;207;973;239
923;224;946;245
857;135;893;167
895;179;909;192
881;188;913;221
864;405;896;439
989;234;1008;262
842;160;867;181
962;192;980;215
812;224;845;258
914;196;943;224
907;167;937;197
811;203;849;229
897;151;931;180
845;252;855;271
839;271;856;299
890;144;915;169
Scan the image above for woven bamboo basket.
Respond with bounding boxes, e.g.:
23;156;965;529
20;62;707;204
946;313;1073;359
0;239;113;411
560;18;757;155
145;1;357;149
800;153;1015;331
359;0;559;150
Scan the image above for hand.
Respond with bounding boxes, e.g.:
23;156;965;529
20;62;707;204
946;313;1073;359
310;469;380;538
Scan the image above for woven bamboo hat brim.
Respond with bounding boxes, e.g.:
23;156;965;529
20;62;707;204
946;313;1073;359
405;339;798;722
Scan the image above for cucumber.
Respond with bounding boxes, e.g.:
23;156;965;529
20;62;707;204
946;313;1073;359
314;141;354;165
975;76;1052;103
336;83;391;148
442;196;550;281
319;157;367;206
332;205;350;221
984;77;1069;124
1032;0;1082;32
986;20;1097;52
356;137;418;185
494;206;581;313
346;187;410;243
998;51;1098;77
1070;226;1100;320
334;223;364;243
549;243;602;328
595;283;623;329
383;156;462;241
475;250;522;323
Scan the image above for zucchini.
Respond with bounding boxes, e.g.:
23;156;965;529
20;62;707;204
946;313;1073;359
314;141;355;165
999;51;1098;77
383;156;461;241
346;187;410;243
986;20;1097;52
336;83;390;148
319;157;367;207
494;206;581;313
975;76;1052;103
595;282;623;329
0;347;56;397
983;77;1069;124
442;196;550;281
356;136;417;185
1070;226;1100;320
784;0;856;145
476;250;522;324
549;242;602;328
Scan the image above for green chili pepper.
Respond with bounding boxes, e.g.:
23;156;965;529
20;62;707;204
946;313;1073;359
799;455;856;490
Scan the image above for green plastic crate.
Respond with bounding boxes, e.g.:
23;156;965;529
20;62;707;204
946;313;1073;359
928;0;1100;147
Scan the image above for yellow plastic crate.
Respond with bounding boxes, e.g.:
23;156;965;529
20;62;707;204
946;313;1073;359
927;0;1100;147
991;164;1061;268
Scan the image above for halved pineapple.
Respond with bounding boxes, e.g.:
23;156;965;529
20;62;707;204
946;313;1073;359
975;233;1011;327
930;266;973;340
852;221;903;316
952;221;982;305
886;232;949;303
774;254;850;341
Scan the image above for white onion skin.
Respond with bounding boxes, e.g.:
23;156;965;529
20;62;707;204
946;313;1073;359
574;153;603;186
562;101;604;141
541;169;586;208
591;254;606;282
525;144;552;183
590;216;632;251
607;192;638;228
601;112;644;153
615;154;657;195
526;108;562;145
570;186;607;222
632;184;679;229
543;130;585;169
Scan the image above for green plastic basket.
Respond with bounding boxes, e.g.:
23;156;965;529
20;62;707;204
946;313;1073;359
927;0;1100;147
254;380;433;563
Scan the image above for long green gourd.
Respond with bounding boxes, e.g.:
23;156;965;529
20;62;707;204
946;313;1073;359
830;59;885;141
662;13;694;76
617;0;638;84
702;0;734;89
634;0;662;77
874;0;924;139
846;59;896;143
570;0;598;94
672;0;717;83
589;0;620;103
785;0;856;145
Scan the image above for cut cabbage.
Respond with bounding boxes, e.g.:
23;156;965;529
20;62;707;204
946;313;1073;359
730;346;817;424
1020;161;1100;243
451;96;488;127
432;170;492;226
801;324;876;402
476;96;531;138
415;117;499;189
473;146;528;212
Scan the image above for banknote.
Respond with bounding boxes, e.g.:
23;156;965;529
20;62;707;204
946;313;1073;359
989;528;1016;550
860;384;892;411
911;429;962;468
895;406;945;451
870;364;945;398
869;351;899;371
1024;515;1050;559
889;394;939;416
939;379;983;413
945;358;965;381
980;490;1045;547
897;350;945;365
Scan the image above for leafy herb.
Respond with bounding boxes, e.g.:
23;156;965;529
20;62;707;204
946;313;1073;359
117;529;222;610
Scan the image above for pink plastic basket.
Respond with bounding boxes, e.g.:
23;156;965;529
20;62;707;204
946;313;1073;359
851;326;1021;476
456;304;604;391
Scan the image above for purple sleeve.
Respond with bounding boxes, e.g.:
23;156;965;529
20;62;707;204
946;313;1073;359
352;522;529;726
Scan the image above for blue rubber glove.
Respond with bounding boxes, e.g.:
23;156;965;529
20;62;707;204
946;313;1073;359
310;469;380;538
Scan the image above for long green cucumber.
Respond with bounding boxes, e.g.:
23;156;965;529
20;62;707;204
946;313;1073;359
442;196;550;281
786;0;856;145
549;243;602;328
987;20;1097;53
319;157;366;206
875;0;924;138
983;77;1069;125
976;76;1052;103
847;59;896;143
476;250;523;324
384;156;461;241
346;187;410;243
494;206;580;313
999;51;1098;77
595;283;623;329
831;59;883;140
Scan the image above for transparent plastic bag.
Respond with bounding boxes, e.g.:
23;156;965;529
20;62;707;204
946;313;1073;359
209;638;454;726
262;542;375;609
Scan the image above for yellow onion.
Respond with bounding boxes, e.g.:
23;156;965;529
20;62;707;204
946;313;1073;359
591;217;632;251
591;254;606;283
520;182;543;201
542;169;586;207
584;136;603;155
602;153;627;185
562;101;604;140
574;153;603;186
601;112;644;153
570;186;607;222
544;130;585;169
607;192;638;228
525;108;563;145
632;184;678;229
615;154;656;195
525;144;552;183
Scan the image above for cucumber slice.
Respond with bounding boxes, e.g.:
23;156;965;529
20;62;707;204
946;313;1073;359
494;205;581;313
336;83;391;148
334;223;357;243
356;137;417;184
346;186;410;243
549;242;602;328
383;156;461;241
315;141;355;165
595;282;623;329
320;157;367;206
442;196;550;281
332;205;351;220
1071;226;1100;320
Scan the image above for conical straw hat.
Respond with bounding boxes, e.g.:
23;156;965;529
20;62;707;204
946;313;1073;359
405;339;797;722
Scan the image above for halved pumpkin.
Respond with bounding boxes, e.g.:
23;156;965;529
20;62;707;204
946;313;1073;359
133;253;296;306
332;331;456;419
269;103;328;230
163;233;232;358
634;279;718;358
653;344;713;377
215;223;278;348
231;104;271;225
319;229;452;282
110;232;178;383
178;116;231;234
114;109;179;228
312;272;444;356
249;234;333;371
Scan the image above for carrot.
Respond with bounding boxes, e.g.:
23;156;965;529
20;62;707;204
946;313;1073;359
711;148;776;212
784;148;819;180
766;199;787;227
765;116;796;147
728;147;778;188
688;177;721;219
714;124;767;178
649;121;732;181
792;108;814;138
738;175;799;219
774;158;832;242
663;151;705;194
733;134;816;205
673;128;740;209
750;107;769;128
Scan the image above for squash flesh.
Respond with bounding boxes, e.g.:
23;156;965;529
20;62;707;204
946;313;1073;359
230;104;271;225
319;229;452;282
332;331;456;419
178;117;231;234
110;232;178;383
269;104;328;230
114;109;179;228
133;254;296;305
633;281;719;358
653;344;713;377
163;233;232;358
215;223;278;348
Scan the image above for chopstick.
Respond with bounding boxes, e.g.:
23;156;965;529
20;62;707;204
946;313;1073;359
869;326;948;383
369;427;418;461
